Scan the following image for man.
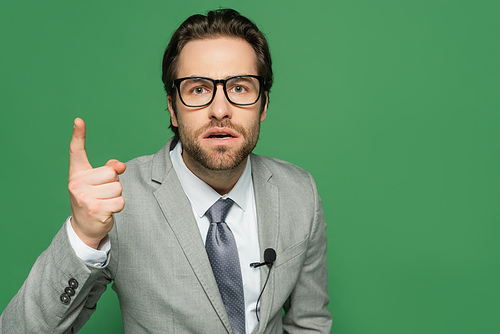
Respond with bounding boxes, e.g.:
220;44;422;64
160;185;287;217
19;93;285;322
1;9;331;333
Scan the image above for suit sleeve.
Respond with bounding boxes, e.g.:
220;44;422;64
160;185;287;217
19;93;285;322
282;174;332;333
0;221;112;334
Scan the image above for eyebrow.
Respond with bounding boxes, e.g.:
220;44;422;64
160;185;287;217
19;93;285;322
185;74;258;80
186;77;213;82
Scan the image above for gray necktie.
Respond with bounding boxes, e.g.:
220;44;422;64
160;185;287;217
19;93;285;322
205;198;246;334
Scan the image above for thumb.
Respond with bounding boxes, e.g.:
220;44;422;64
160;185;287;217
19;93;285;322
105;159;127;175
69;118;92;175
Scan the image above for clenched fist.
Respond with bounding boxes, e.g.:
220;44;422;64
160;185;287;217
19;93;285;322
68;118;126;249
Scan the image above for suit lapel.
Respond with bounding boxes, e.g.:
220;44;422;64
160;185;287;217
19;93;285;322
250;154;280;333
151;142;232;334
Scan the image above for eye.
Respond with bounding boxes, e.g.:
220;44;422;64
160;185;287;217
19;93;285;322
229;85;247;94
192;86;209;95
180;78;213;96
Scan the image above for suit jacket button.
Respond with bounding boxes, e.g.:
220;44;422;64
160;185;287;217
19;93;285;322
68;278;79;289
65;287;75;296
60;293;71;305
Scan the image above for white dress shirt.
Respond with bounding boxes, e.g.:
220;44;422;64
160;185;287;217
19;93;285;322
170;142;261;333
67;142;262;333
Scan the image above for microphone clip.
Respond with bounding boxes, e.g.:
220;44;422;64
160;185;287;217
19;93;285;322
250;261;269;268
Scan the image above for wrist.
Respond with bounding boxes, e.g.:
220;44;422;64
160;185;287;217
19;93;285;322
70;217;107;249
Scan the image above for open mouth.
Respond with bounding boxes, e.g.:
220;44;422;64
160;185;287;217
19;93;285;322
203;127;240;141
207;133;234;139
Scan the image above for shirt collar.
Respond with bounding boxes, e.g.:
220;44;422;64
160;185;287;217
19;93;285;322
169;141;252;218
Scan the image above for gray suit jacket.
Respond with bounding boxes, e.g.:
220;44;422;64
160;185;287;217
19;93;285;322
1;139;332;333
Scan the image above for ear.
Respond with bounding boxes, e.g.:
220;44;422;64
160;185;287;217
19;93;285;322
260;91;269;122
167;96;179;127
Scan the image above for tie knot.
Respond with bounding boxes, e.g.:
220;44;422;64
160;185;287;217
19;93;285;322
205;198;234;224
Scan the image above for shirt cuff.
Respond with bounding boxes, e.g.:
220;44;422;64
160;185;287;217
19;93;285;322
65;217;110;267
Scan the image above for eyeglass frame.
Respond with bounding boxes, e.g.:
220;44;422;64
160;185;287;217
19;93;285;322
173;75;265;108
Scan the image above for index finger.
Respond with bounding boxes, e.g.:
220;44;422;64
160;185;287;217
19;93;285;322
69;117;92;175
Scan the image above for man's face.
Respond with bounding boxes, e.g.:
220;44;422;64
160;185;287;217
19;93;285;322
168;37;268;171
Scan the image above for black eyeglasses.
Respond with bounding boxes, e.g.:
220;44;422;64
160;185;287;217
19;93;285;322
173;75;264;108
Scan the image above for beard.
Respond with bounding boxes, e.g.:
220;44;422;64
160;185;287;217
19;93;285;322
178;118;261;171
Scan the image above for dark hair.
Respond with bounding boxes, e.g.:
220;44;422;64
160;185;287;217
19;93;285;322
162;8;273;141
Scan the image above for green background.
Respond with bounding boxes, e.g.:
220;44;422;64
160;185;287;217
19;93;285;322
1;0;498;333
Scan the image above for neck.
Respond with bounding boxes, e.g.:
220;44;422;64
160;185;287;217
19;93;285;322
182;153;248;195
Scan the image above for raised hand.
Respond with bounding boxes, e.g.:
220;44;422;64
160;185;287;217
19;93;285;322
68;118;126;249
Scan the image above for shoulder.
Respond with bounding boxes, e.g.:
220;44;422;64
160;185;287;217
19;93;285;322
120;153;155;186
124;154;155;170
251;154;313;179
120;140;173;186
251;154;311;176
250;154;318;194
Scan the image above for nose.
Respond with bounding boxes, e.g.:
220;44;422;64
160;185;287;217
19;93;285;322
208;83;232;121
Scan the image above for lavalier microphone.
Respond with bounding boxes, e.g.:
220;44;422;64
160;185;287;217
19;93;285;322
250;248;276;268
